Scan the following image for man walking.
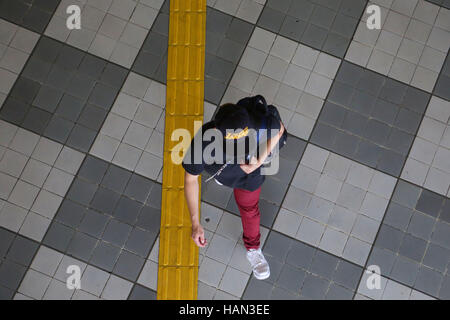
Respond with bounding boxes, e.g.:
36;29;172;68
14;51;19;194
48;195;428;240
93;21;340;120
182;96;286;280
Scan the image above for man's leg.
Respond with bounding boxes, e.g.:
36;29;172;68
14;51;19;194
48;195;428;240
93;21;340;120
233;187;261;250
234;187;270;280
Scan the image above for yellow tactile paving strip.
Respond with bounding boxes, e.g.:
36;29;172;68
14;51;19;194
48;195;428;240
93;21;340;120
157;0;206;300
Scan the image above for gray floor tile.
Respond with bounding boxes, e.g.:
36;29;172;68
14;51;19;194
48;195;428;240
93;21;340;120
89;241;121;272
326;283;353;300
102;165;132;194
78;209;109;239
415;189;445;218
0;259;27;291
125;228;155;258
301;273;329;299
43;221;75;252
113;250;145;282
54;200;84;229
90;187;121;215
7;235;39;266
242;277;273;300
128;284;157;300
102;219;132;247
113;196;142;224
276;264;306;293
67;232;97;262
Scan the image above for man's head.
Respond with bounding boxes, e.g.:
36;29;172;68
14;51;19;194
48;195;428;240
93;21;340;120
213;103;258;163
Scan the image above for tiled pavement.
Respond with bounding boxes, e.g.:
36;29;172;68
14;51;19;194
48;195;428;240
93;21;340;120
0;36;128;153
311;60;430;177
367;180;450;298
274;144;397;266
45;0;164;68
346;0;450;92
90;72;166;182
257;0;367;58
0;0;449;300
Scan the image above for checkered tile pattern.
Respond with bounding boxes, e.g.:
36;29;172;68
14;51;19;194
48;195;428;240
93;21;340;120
0;0;449;300
46;0;164;68
347;0;450;92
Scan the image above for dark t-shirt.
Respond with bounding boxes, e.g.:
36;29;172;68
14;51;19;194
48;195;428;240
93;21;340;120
182;98;281;191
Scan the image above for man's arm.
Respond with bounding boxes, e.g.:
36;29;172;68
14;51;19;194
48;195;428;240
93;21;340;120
240;121;285;174
184;171;207;248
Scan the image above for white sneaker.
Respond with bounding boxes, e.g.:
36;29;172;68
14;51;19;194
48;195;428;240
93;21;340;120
246;248;270;280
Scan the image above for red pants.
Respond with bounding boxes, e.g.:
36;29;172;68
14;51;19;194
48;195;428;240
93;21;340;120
233;187;261;250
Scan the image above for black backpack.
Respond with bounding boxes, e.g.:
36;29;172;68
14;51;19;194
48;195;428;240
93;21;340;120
237;95;288;159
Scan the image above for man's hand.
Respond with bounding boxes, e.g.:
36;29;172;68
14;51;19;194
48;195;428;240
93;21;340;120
191;224;207;248
239;121;285;174
239;156;261;174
